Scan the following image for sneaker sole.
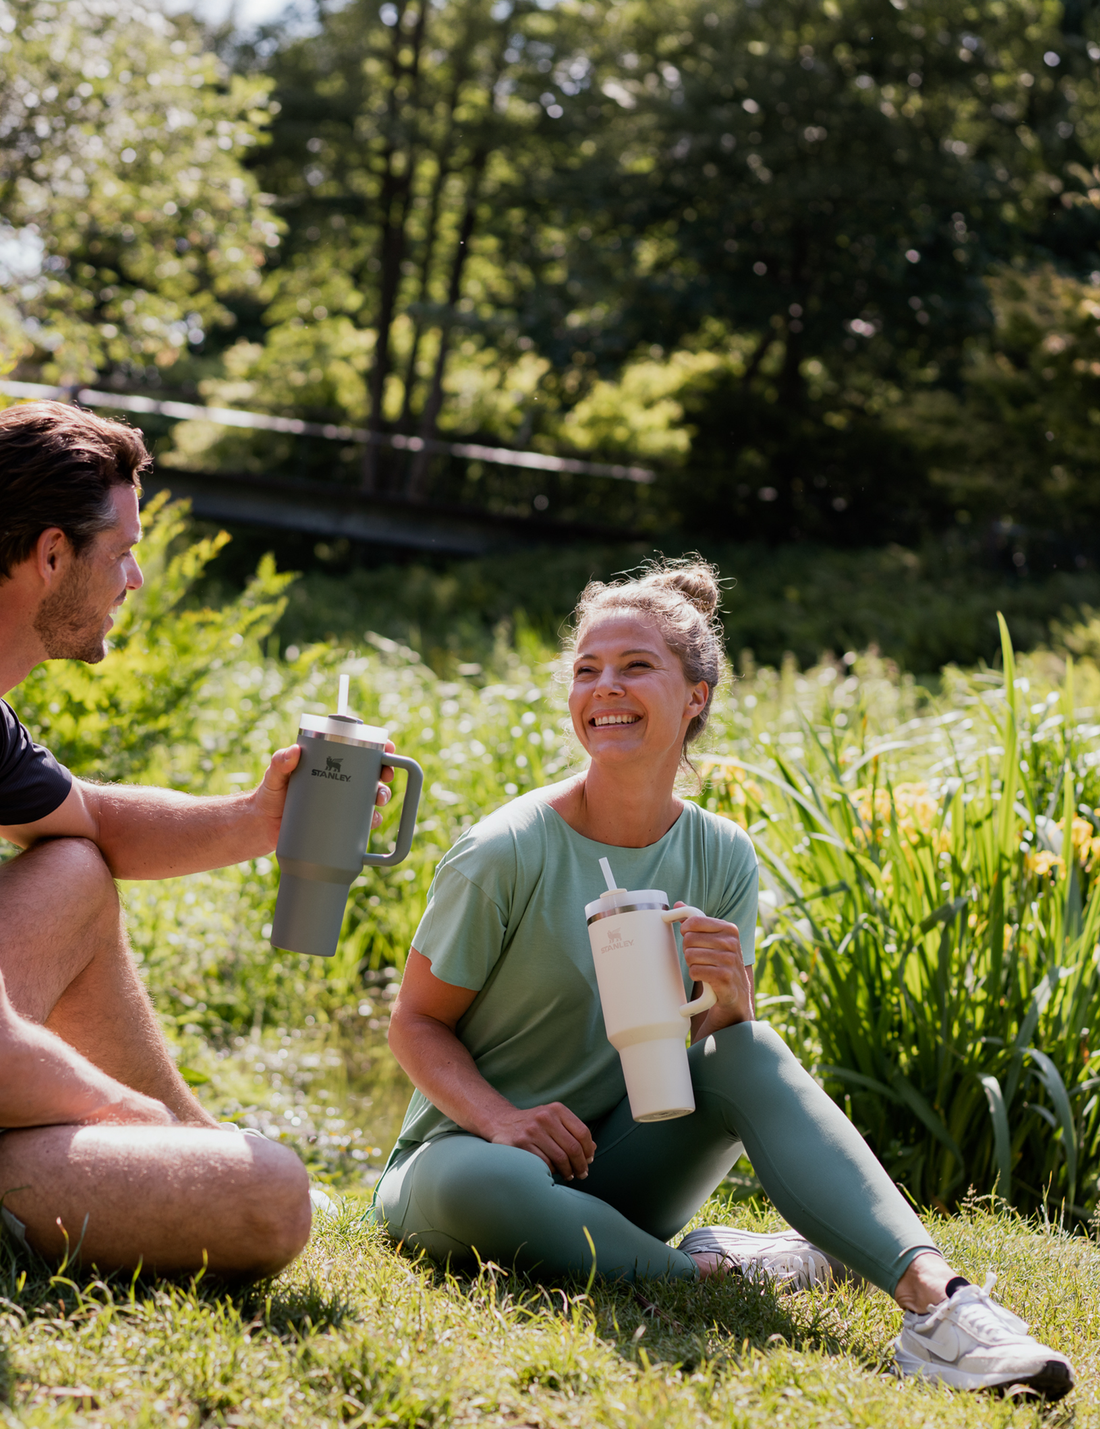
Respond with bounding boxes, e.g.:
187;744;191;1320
895;1346;1074;1401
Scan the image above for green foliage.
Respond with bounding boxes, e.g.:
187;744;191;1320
890;266;1100;534
703;618;1100;1218
0;0;279;383
168;0;1100;542
270;535;1100;677
14;495;292;785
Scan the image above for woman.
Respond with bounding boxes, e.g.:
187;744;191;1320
376;561;1073;1400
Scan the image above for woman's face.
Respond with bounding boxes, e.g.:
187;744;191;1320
568;611;708;772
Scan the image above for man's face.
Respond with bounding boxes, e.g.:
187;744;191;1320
33;485;144;664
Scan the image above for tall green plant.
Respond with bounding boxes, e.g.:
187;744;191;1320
704;616;1100;1217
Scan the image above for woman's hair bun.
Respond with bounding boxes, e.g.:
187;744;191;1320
643;559;721;619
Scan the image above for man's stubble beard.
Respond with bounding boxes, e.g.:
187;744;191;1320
33;559;110;664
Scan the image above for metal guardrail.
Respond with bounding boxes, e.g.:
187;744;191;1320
0;380;656;484
139;466;644;554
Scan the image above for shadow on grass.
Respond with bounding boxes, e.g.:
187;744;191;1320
419;1248;875;1381
0;1222;353;1338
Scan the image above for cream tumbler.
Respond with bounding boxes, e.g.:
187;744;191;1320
586;887;717;1121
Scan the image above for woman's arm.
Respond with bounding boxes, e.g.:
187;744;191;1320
388;950;596;1180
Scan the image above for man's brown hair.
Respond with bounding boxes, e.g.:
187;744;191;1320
0;401;150;579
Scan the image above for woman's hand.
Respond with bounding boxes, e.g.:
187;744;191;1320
390;952;596;1178
673;903;755;1041
490;1103;596;1181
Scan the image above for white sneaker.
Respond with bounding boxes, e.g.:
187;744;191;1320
894;1274;1074;1400
678;1226;836;1291
309;1186;338;1221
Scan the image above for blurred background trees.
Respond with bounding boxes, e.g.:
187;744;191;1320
6;0;1100;570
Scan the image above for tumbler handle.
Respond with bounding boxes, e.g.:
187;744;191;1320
661;904;718;1017
362;754;424;868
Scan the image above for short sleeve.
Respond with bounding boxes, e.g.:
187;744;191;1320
0;701;73;825
412;862;510;991
714;824;759;967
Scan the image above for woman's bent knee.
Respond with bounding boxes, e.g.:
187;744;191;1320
381;1137;553;1255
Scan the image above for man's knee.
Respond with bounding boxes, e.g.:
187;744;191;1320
234;1139;312;1274
11;836;118;917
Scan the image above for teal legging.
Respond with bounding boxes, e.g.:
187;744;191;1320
373;1022;939;1291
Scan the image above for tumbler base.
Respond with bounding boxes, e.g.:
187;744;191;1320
619;1038;695;1122
271;872;351;958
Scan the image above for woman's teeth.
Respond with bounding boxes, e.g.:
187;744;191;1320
592;714;639;726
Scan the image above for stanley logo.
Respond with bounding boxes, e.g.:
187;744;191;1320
599;926;634;954
312;754;352;783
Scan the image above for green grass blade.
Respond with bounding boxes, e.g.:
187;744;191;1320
1025;1048;1078;1205
978;1073;1012;1203
889;1071;965;1172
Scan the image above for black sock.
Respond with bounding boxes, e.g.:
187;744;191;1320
945;1276;971;1298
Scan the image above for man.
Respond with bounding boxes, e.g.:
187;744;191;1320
0;401;387;1277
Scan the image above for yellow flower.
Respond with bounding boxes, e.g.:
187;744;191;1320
1026;849;1064;879
854;782;940;846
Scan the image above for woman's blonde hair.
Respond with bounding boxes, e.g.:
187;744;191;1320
567;556;728;755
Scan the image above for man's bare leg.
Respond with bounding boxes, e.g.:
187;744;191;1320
0;1123;311;1275
0;837;215;1125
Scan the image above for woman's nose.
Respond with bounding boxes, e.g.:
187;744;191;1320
593;665;624;693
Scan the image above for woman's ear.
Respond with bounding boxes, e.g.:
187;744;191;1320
687;680;709;718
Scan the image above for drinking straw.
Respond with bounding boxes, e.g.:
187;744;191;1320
599;856;617;893
337;673;350;717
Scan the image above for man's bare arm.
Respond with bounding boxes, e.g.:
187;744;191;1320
0;743;393;880
0;974;174;1128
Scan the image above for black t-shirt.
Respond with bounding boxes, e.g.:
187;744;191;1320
0;700;73;825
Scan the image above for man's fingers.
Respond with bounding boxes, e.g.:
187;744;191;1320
262;744;301;790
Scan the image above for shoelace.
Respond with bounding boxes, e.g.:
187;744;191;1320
920;1272;1030;1342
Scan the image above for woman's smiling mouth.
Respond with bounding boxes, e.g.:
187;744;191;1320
591;713;640;726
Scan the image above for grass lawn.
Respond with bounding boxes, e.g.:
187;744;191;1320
1;1198;1096;1426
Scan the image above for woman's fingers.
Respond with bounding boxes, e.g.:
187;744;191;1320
494;1103;595;1180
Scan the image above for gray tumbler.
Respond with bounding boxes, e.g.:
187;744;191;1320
271;711;424;958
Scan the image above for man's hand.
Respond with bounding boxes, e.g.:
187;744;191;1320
489;1102;596;1181
674;903;755;1040
250;740;396;850
82;1091;178;1127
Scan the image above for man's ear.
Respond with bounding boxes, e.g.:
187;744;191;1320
34;527;71;585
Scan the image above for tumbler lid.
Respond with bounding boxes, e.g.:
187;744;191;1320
585;887;669;923
297;711;388;747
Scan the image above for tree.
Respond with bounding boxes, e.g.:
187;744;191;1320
480;0;1100;541
240;0;561;496
0;0;279;385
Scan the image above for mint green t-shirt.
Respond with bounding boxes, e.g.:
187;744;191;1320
391;784;759;1154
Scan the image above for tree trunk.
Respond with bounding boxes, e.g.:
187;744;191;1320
361;0;428;493
397;57;469;432
403;157;487;499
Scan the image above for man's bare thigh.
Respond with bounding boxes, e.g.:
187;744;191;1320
0;838;117;1021
0;1122;310;1274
